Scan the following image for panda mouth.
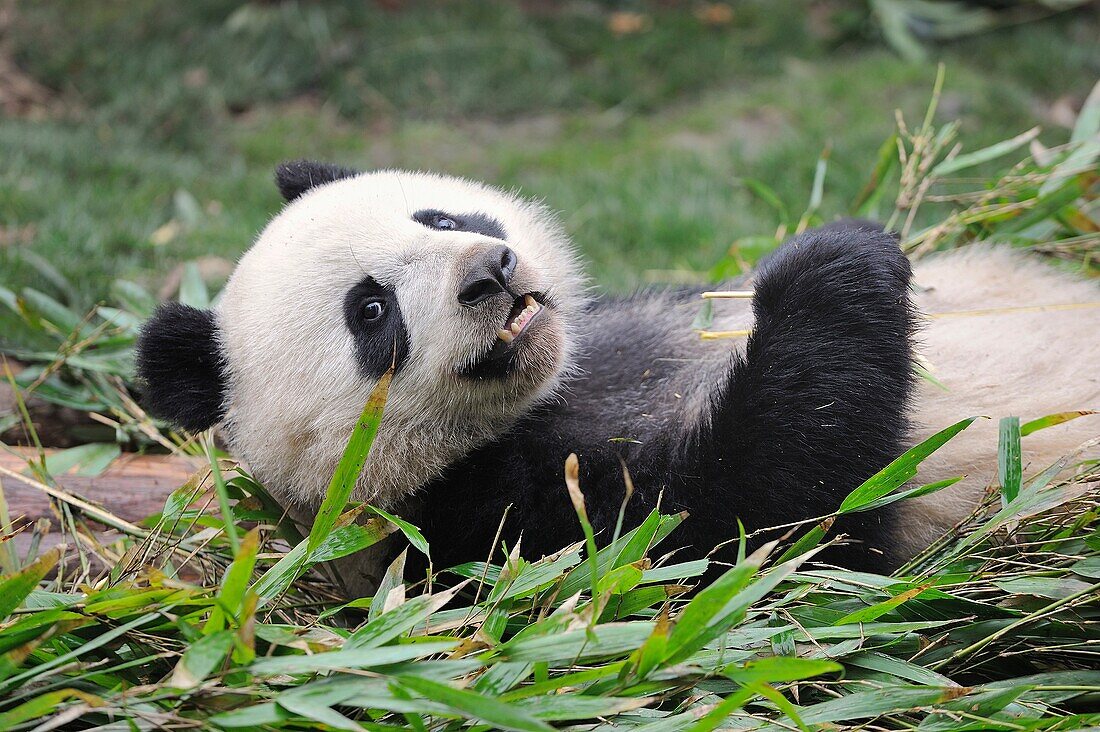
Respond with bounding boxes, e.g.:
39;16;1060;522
497;294;542;344
459;293;546;378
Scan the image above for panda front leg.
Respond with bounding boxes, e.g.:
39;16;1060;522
685;223;917;572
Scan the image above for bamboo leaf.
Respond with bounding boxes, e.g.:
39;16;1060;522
1020;410;1097;436
998;416;1022;504
723;656;842;684
307;368;392;560
178;262;210;309
930;126;1040;176
838;417;976;513
395;675;555;732
169;630;234;688
0;548;61;621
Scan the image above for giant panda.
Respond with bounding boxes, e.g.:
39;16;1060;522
136;161;1099;592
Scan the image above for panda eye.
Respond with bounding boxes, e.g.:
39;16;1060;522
433;215;457;231
362;300;385;321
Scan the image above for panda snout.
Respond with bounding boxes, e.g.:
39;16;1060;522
457;244;518;307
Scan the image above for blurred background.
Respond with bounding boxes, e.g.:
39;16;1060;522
1;0;1098;352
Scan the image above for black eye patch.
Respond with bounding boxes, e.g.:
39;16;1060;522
343;277;410;379
413;209;507;241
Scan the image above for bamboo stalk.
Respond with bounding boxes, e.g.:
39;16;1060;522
699;329;752;340
700;290;755;299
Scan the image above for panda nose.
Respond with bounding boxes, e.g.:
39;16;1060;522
457;244;518;307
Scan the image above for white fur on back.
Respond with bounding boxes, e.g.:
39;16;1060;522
898;246;1100;550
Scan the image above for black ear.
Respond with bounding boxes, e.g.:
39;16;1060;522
275;160;360;201
135;303;227;432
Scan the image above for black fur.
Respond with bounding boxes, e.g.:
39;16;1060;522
275;160;360;202
404;224;916;575
135;303;226;432
413;209;508;241
343;276;411;378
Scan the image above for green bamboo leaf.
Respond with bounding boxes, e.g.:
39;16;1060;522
307;368;392;560
852;132;899;216
12;249;73;297
513;694;653;720
95;305;143;333
838;417;976;513
789;685;967;725
930;126;1040;176
178;261;210;309
741;178;790;222
993;576;1093;599
500;622;654;665
775;521;829;565
998;416;1022;504
1020;410;1097;436
276;697;363;732
0;547;61;620
629;606;672;680
597;562;645;596
558;509;663;598
40;442;120;478
251;640;456;675
601;585;684;622
209;702;292;728
0;284;16;313
0;688;104;728
664;559;760;663
206;527;260;633
169;630;234;688
685;684;760;732
863;477;964;514
110;279;157;317
19;288;88;337
369;504;429;558
346;582;467;649
395;675;555;732
253;518;395;601
1070;78;1100;144
807;148;829;213
845;651;955;686
0;609;166;693
833;582;932;625
640;559;708;584
1071;557;1100;579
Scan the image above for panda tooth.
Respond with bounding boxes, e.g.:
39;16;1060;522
524;295;536;308
498;329;514;343
510;322;522;335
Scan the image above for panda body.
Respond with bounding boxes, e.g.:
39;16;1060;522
136;162;1099;593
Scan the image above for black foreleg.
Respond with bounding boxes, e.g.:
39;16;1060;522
687;223;916;571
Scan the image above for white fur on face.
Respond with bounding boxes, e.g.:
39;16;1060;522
216;170;588;511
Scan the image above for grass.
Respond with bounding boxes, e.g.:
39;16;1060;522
1;73;1099;728
2;2;1099;349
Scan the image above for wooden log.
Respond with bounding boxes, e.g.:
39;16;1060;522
1;448;202;524
0;448;203;562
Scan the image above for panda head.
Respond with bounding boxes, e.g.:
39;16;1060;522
136;161;587;508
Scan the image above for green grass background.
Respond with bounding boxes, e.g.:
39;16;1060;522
2;1;1098;349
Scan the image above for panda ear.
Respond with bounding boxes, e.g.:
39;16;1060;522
274;160;360;201
135;303;227;432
